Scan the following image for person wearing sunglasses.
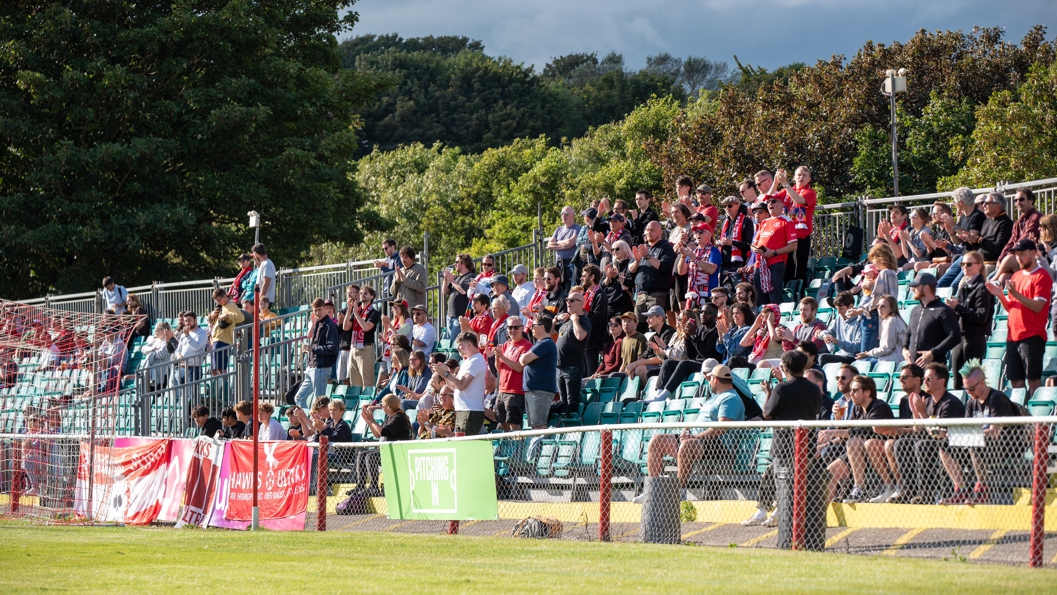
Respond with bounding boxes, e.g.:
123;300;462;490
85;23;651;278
944;251;995;389
491;316;533;431
937;191;1011;288
993;188;1041;283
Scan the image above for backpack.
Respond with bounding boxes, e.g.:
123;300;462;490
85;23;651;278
511;517;563;539
335;490;368;515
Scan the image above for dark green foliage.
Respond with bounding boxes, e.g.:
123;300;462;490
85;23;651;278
0;0;388;299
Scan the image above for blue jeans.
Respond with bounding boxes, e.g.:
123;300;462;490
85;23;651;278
446;316;461;341
295;366;330;409
937;255;962;288
860;310;880;353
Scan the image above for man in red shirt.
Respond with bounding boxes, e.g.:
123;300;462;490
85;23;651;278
694;184;719;235
491;317;534;431
751;197;798;305
987;238;1052;396
459;294;494;345
771;166;817;285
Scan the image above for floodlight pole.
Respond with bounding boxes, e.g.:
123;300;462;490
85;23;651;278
889;71;899;197
251;295;261;530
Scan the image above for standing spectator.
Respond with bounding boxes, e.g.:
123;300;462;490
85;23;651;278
591;317;625;378
894;363;965;504
490;275;516;315
628;190;659;245
124;293;150;344
547;206;582;292
390;246;427;311
509;264;536;315
630;221;677;328
521;316;559;429
987;238;1052;396
939;364;1027;504
251;243;276;307
693;184;719;234
978;193;1015;265
857;295;908;364
994;188;1042;282
257;402;287;441
228;253;256;303
749;196;797;305
667;203;694;312
573;208;602;283
142;321;173;388
343;285;381;388
579;264;608;373
825;375;897;503
491;317;534;431
373;239;400;274
554;291;591;414
718;193;755;274
207;288;244;375
431;332;488;435
467;254;498;307
459;294;494;344
335;286;356;385
946;251;995;388
771;167;817;284
819;292;861;365
410;305;436;357
593;212;632;264
777;297;827;352
442;254;475;338
902;273;960;367
167;311;209;387
601;240;635;316
191;405;223;438
540;266;568;319
101;276;128;315
293;298;339;409
677;225;722;309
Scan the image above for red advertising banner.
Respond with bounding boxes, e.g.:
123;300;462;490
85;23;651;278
174;437;225;528
224;441;309;521
74;439;170;525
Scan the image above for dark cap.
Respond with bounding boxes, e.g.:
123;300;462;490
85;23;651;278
908;272;937;289
609;213;626;223
411;304;428;313
237;253;253;262
323;299;334;306
582;207;598;219
720;195;740;205
1012;238;1038;253
751;200;768;212
493;275;510;287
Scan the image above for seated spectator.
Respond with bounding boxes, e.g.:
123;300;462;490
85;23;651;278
376;348;410;402
878;364;924;503
124;293;150;342
819;292;861;365
234;400;254;438
354;395;414;495
734;280;758;312
167;311;209;387
892;363;965;504
710;286;730;309
191;405;223;438
625;306;675;384
634;363;745;503
419;388;457;439
938;364;1028;504
102;276;129;315
289;399;329;440
219;406;245;439
856;295;908;363
395;350;432;408
591;317;625;378
898;207;937;270
825;375;897;503
648;307;722;400
716;303;754;366
315;400;353;443
743;304;783;367
257;402;287;441
777;297;827;352
258;298;280;332
286;405;307;440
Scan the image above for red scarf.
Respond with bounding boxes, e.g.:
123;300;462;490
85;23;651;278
465;269;497;316
748;224;774;294
228;266;252;300
351;303;373;349
749;304;782;364
889;221;908;243
583;285;601;313
687;245;715;307
487;313;509;348
722;214;746;261
528;288;546;314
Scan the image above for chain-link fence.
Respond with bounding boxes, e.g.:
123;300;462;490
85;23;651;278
298;417;1056;567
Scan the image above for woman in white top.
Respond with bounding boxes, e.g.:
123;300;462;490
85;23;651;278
857;295;908;363
851;243;900;354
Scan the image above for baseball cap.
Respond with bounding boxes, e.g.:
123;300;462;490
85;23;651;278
644;305;666;318
493;275;510;287
700;358;721;376
720;195;740;205
709;364;733;381
582;207;599;219
751;200;768;212
691;222;710;232
411;304;428;313
509;264;529;276
974;194;986;205
908;273;937;288
1012;238;1038;252
609;213;627;223
237;253;253;262
696;184;713;194
323;299;334;307
619;312;638;322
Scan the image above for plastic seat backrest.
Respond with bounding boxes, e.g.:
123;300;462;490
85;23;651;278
645;401;666;413
618;376;641;402
1031;387;1057;403
676;382;699;400
582;402;603;426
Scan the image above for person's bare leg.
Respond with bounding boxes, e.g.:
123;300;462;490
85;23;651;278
969;449;988;485
828;459;850;502
884;439;903;484
677;438;705;487
939;449;964;491
1027;378;1042;397
846;438;868;487
646;434;678;476
865;439;891;484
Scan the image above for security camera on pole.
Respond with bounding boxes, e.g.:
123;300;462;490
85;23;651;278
248;210;262;245
881;69;907;196
248;211;262;530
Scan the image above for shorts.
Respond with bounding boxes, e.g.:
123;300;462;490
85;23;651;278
336;349;351;381
819;441;847;466
524;390;555;428
455;411;486;435
1004;336;1045;382
496;392;525;424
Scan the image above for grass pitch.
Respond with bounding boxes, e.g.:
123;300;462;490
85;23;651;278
1;522;1055;594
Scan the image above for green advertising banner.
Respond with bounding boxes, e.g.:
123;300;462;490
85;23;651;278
380;439;499;520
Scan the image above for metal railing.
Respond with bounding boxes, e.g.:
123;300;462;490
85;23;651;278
810;202;861;261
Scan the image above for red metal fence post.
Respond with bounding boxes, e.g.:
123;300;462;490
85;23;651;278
316;436;328;532
599;429;613;542
792;426;807;551
1029;423;1048;568
10;440;23;514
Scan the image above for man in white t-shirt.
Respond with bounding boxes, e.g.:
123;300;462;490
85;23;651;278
101;276;128;314
509;264;535;313
430;331;488;435
252;243;277;305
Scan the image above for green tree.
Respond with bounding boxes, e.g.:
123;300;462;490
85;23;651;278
0;0;387;299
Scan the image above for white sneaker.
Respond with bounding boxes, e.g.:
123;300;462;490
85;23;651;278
742;508;768;526
644;388;670;403
631;492;646;504
869;485;896;504
843;487;866;503
763;510;778;527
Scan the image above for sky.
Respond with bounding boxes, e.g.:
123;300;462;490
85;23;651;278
346;0;1053;72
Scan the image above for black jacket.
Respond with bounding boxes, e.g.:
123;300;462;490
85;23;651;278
633;240;677;293
584;289;610;351
978;213;1014;262
954;275;995;339
690;324;723;362
629;208;659;245
906;298;961;361
307;315;340;368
